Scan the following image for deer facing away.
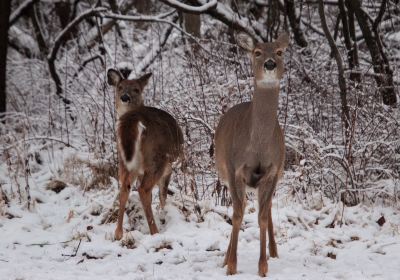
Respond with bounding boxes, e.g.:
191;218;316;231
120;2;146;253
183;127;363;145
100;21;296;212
107;69;183;240
214;33;289;277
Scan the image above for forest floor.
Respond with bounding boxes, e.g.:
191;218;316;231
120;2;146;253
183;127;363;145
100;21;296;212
1;150;400;280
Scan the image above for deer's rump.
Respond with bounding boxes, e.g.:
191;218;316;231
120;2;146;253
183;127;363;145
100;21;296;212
118;106;183;169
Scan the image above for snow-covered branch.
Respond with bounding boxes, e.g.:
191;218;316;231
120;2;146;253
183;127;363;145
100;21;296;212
159;0;217;14
78;0;136;49
134;14;179;74
193;0;264;41
9;0;38;26
99;12;213;56
8;26;40;58
47;7;107;103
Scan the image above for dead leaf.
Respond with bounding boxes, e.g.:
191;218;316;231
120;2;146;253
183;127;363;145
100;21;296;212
46;180;67;193
327;252;336;260
376;216;385;227
67;210;74;223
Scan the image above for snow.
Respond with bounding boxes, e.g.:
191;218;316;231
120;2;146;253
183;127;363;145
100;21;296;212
1;150;400;279
2;3;400;279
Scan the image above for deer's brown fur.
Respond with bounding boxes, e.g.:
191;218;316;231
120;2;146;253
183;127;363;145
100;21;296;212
214;33;289;277
107;69;183;240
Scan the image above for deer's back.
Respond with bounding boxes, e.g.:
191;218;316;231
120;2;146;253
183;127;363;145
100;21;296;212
118;106;183;173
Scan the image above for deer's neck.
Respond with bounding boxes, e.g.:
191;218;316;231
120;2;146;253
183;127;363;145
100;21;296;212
249;83;280;147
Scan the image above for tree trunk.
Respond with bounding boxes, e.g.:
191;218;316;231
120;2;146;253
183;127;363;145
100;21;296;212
55;0;78;40
338;0;360;83
346;4;361;83
183;13;201;38
55;0;72;29
346;0;397;105
29;3;48;56
284;0;307;47
318;0;350;136
266;0;282;41
0;0;12;116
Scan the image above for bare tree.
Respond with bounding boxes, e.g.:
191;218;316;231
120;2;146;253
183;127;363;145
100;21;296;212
0;0;12;116
183;13;201;38
318;0;350;137
346;0;397;105
284;0;308;47
341;0;361;83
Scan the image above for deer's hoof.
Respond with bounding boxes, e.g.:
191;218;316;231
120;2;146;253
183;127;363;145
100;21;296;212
149;227;159;235
270;250;279;258
258;262;268;277
114;228;123;240
226;263;237;275
269;245;279;258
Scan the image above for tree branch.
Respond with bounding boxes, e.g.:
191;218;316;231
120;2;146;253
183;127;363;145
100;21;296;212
99;12;212;55
373;0;387;30
8;26;40;58
193;0;264;41
73;54;105;78
29;3;48;56
318;0;350;133
9;0;38;26
47;7;107;104
284;0;308;47
159;0;217;14
135;15;179;73
78;0;136;49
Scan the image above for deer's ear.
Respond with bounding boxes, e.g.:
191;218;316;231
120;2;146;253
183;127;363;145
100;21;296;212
107;69;123;86
236;33;255;52
138;73;152;89
276;33;289;49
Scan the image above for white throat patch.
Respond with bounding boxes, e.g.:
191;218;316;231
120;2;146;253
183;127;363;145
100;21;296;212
257;70;279;88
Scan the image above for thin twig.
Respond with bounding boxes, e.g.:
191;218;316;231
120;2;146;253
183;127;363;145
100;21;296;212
62;239;82;257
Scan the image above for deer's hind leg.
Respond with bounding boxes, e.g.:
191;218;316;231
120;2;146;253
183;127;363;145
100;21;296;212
158;164;172;209
115;165;134;240
139;170;164;235
257;175;278;277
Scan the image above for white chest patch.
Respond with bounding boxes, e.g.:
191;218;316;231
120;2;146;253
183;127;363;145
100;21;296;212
120;121;146;174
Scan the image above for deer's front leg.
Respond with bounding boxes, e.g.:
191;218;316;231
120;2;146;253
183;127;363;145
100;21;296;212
258;203;269;277
223;234;232;267
257;176;278;277
226;179;246;275
268;201;278;258
115;166;132;240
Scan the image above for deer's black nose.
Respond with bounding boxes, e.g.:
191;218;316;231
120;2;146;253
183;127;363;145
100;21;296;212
264;59;276;71
120;94;130;103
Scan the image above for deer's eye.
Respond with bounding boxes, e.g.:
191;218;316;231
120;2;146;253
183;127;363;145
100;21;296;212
254;50;262;57
276;50;283;56
118;85;123;91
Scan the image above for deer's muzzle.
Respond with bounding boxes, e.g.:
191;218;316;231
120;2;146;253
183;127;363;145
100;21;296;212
264;59;276;71
120;94;131;103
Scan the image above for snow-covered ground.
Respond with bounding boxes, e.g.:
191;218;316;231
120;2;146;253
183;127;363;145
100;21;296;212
1;150;399;280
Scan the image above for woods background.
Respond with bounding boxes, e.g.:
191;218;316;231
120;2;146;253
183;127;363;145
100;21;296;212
0;0;399;212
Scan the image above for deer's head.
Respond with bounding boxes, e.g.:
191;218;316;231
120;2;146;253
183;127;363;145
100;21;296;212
236;33;289;88
107;69;152;117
